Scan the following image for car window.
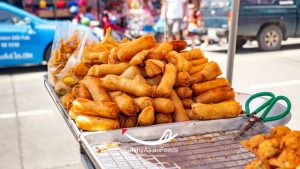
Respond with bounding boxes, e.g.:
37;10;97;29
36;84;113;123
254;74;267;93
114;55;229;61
0;9;26;25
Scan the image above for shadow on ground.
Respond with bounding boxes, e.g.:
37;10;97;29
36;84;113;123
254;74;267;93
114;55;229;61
0;65;47;75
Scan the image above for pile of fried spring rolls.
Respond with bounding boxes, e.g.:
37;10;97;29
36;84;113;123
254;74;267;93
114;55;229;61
54;31;242;131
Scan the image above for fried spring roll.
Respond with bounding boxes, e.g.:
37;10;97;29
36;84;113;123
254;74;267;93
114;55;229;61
190;71;204;84
60;93;74;111
74;62;89;79
120;66;141;79
129;50;149;66
84;51;109;64
100;75;156;97
169;90;190;122
175;72;190;87
108;47;120;64
192;78;230;95
190;100;242;120
138;106;155;126
195;87;235;104
75;114;120;131
55;81;71;96
145;59;165;77
155;113;172;124
109;91;138;116
191;58;208;66
87;63;129;77
74;84;92;100
147;42;173;60
201;62;222;81
118;34;156;62
120;116;138;128
156;63;177;97
69;106;80;119
134;97;153;110
169;40;187;52
176;87;193;99
189;63;207;74
166;51;192;72
83;76;111;102
180;48;205;60
133;74;147;83
146;75;162;86
72;98;119;119
153;98;175;114
182;99;194;109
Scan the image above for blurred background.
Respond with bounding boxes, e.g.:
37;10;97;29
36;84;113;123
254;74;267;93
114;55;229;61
0;0;300;169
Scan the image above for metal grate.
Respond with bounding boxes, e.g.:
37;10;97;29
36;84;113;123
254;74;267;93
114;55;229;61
93;123;269;169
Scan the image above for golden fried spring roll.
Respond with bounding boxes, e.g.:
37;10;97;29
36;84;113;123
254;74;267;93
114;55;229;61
87;63;129;77
118;34;156;62
74;62;89;79
75;114;120;131
182;99;194;109
153;98;175;114
176;87;193;99
195;87;235;104
147;42;173;60
166;51;192;72
72;98;120;119
138;106;155;126
190;100;242;120
191;58;208;66
84;51;109;64
201;62;222;81
109;91;138;116
192;78;230;95
156;113;172;124
108;47;120;64
169;40;187;52
133;74;147;83
134;97;153;110
156;63;177;97
145;59;165;77
69;106;80;119
120;66;141;79
60;93;74;111
120;116;138;128
180;48;205;60
100;75;156;97
83;76;111;102
146;75;162;86
74;84;92;100
190;71;204;84
189;63;207;74
170;90;190;122
129;50;149;66
175;72;190;87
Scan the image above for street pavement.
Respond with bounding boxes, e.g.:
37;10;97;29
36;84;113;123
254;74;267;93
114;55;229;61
0;38;300;169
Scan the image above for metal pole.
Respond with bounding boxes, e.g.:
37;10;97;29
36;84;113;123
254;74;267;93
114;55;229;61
226;0;240;85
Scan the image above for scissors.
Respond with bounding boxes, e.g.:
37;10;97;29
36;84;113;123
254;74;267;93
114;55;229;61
237;92;291;137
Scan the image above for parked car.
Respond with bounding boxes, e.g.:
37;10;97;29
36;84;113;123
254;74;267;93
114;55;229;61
200;0;299;51
0;2;91;67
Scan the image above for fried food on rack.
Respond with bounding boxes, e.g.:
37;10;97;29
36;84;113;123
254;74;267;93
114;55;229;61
82;76;110;102
73;62;89;79
268;148;300;169
268;126;291;141
120;116;138;128
138;106;155;126
60;93;74;111
190;100;242;120
245;159;270;169
55;81;71;96
120;66;141;79
101;75;156;97
146;75;162;86
176;87;193;99
190;71;204;84
72;98;119;119
166;51;192;72
258;139;280;159
109;91;138;116
156;63;177;97
147;42;173;60
118;34;156;62
192;78;230;95
180;48;205;60
194;87;235;104
241;134;267;154
156;113;172;124
75;114;120;131
133;74;147;83
153;98;175;114
280;131;300;149
87;63;129;77
145;59;165;77
108;46;120;64
170;90;190;122
201;62;222;81
169;40;187;52
190;58;208;66
175;72;190;87
189;63;207;74
182;99;194;109
129;50;149;66
134;97;153;110
73;84;92;100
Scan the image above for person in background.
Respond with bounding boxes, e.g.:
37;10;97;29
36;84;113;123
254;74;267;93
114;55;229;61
186;3;198;48
85;6;95;20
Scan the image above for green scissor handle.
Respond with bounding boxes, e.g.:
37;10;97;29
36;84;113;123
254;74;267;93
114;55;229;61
245;92;291;122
